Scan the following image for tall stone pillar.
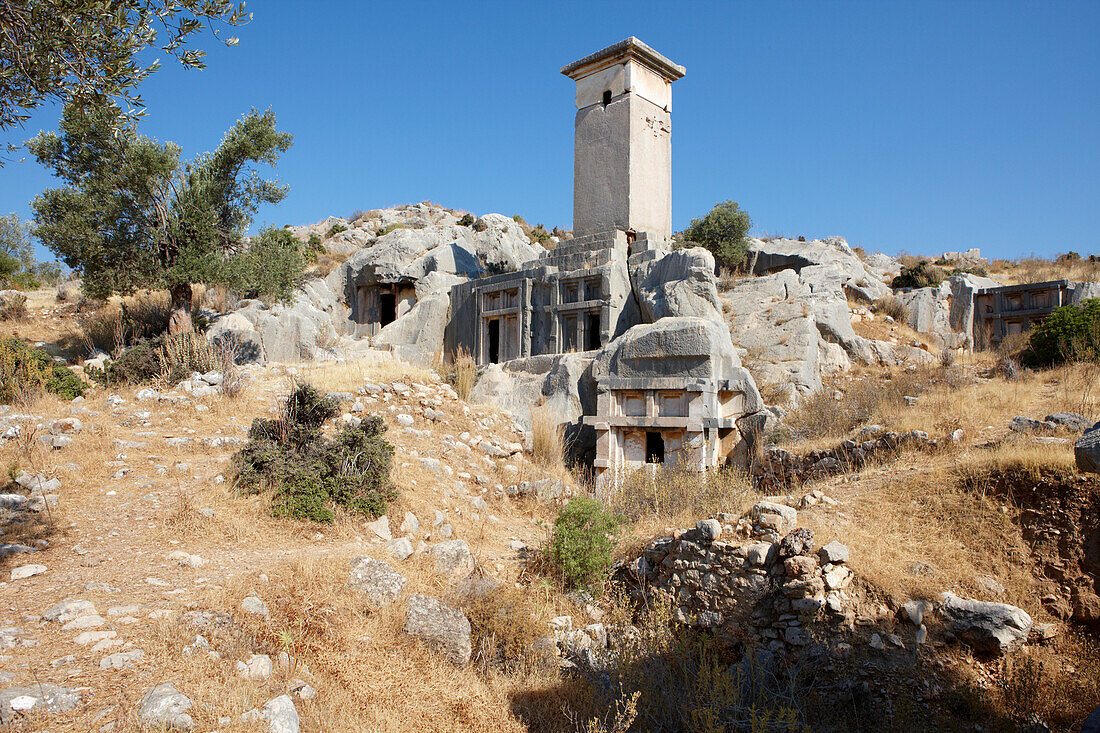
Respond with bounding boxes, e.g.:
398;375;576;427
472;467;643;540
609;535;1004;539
561;37;685;242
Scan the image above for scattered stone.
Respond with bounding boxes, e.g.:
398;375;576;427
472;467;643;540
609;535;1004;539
1045;412;1091;431
937;592;1032;655
237;653;273;680
348;556;407;607
1076;423;1100;475
387;537;414;561
818;541;849;564
259;694;300;733
403;594;472;666
138;683;194;730
366;515;392;541
100;649;145;669
44;599;97;623
10;564;46;580
1009;416;1057;433
429;539;475;578
0;683;83;725
241;596;270;617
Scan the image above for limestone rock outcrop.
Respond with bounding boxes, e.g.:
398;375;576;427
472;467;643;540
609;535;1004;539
746;236;890;302
629;246;724;325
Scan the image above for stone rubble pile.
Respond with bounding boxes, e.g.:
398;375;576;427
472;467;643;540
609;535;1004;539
615;502;857;655
753;429;935;490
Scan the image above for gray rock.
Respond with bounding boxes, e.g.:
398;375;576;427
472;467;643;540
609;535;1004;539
241;596;270;617
629;247;724;325
43;599;97;623
348;556;407;607
365;515;392;540
1045;412;1091;431
0;683;83;724
696;519;722;542
261;695;299;733
1076;423;1100;474
100;648;145;669
818;541;850;564
237;653;273;680
937;592;1032;655
429;539;475;578
1010;416;1057;433
751;501;797;534
387;537;414;561
139;683;194;730
403;594;472;666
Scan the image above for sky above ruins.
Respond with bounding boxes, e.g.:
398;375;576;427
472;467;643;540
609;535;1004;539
2;0;1098;261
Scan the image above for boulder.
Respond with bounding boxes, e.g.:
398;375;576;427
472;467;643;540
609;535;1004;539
1045;412;1092;431
403;594;472;665
629;247;724;325
139;683;194;730
937;592;1032;655
746;236;890;302
348;556;407;607
372;292;451;365
0;683;82;724
1077;424;1100;474
429;540;475;578
260;694;299;733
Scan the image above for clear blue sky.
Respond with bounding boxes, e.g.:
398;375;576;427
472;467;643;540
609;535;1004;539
2;0;1098;261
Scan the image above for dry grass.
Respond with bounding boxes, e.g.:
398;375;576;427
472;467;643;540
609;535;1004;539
529;404;566;469
987;253;1100;286
873;294;910;322
449;346;478;401
294;355;437;391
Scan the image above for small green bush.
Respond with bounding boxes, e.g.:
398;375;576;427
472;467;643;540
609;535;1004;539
892;260;945;289
376;223;404;237
307;232;323;256
88;330;233;387
528;224;552;245
457;213;475;227
325;223;348;238
0;337;86;404
681;200;753;272
233;384;396;522
512;214;527;225
547;496;622;590
1025;298;1100;366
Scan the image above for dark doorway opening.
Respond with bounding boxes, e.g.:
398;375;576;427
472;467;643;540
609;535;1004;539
380;292;397;327
646;431;665;464
488;319;500;364
563;315;578;352
602;90;612;106
586;312;601;350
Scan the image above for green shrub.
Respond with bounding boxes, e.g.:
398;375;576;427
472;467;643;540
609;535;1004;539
236;227;308;303
681;200;753;272
307;233;323;256
376;223;404;237
88;330;234;387
528;224;552;245
233;384;396;522
512;214;527;225
325;223;348;238
547;496;622;590
1025;299;1100;366
457;213;475;227
892;260;945;289
0;337;86;404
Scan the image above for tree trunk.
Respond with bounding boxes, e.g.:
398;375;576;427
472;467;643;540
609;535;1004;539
167;282;193;334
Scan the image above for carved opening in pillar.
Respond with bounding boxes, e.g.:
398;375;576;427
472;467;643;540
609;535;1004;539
379;292;396;327
602;89;612;106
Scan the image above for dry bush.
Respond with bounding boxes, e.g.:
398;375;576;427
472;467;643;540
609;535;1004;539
874;294;910;323
460;581;551;675
448;346;478;401
77;290;187;355
156;330;241;389
990;253;1100;286
531;404;566;468
0;291;28;321
202;285;239;313
311;251;352;277
610;463;755;526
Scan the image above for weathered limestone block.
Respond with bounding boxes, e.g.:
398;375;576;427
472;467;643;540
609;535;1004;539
629;247;724;325
937;592;1032;655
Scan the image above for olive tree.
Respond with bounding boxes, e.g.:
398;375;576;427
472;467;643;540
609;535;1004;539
681;200;753;272
29;100;300;332
0;0;249;130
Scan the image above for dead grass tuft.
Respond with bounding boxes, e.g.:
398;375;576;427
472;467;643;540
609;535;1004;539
448;346;478;401
530;404;566;468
